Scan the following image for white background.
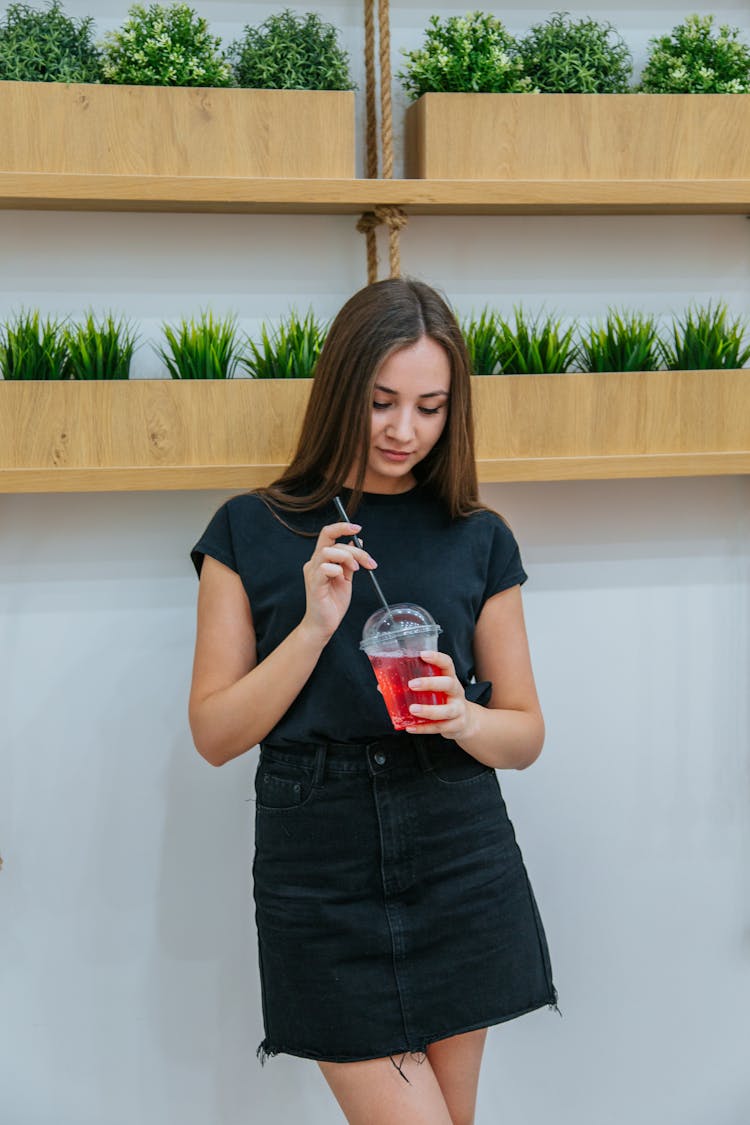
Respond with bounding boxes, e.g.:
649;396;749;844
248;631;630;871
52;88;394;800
1;3;750;1124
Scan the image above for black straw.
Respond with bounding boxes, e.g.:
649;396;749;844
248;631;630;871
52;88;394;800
333;494;392;617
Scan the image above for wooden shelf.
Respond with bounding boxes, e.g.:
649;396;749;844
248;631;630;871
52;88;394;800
3;90;747;490
1;371;747;492
1;173;750;215
477;451;750;482
1;451;747;493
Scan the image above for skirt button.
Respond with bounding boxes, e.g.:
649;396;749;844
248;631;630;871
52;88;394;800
374;751;386;766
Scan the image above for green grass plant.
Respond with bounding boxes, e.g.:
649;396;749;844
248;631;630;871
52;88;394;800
231;9;354;90
240;309;328;379
518;12;632;93
0;0;102;82
0;310;70;380
577;310;662;373
398;12;532;99
460;308;512;375
660;303;750;370
158;312;240;379
65;313;138;380
496;308;578;374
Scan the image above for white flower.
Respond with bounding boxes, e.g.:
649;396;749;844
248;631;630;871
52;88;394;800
684;15;711;39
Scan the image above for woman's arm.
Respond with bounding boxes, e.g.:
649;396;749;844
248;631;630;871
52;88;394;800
188;521;376;766
404;583;545;771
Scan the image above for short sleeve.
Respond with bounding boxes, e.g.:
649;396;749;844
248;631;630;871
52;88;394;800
483;513;527;603
190;502;238;578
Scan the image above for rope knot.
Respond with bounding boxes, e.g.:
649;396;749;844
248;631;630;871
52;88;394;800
356;205;408;236
357;204;408;280
356;211;380;235
376;204;408;232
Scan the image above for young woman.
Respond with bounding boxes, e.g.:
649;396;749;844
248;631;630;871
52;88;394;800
189;278;557;1125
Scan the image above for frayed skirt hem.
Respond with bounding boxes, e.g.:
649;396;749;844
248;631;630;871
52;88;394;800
256;991;561;1067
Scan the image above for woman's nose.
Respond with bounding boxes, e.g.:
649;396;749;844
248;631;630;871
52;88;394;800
386;410;415;442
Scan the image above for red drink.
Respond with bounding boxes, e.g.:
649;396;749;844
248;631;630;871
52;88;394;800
368;654;448;730
360;603;446;730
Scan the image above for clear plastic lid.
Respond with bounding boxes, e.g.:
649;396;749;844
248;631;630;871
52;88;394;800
359;602;442;650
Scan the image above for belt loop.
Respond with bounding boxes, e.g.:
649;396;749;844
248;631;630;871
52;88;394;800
415;737;433;773
313;744;327;787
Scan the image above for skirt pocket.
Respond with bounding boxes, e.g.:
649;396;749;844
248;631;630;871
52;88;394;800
254;751;320;813
424;741;495;786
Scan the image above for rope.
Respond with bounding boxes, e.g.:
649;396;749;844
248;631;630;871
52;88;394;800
378;0;406;278
378;0;394;181
358;0;407;283
363;0;378;181
360;0;378;282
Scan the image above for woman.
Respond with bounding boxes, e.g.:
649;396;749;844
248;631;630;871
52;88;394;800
189;278;557;1125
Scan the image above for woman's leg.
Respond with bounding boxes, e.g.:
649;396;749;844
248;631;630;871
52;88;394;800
425;1027;489;1125
318;1053;454;1125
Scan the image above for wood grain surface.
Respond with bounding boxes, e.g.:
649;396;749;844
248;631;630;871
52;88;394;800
1;173;749;214
0;82;355;178
0;371;746;490
405;94;750;181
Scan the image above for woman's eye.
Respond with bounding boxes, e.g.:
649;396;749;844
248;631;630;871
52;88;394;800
372;401;443;415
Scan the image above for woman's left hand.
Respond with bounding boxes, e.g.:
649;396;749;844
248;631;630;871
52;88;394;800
404;650;480;741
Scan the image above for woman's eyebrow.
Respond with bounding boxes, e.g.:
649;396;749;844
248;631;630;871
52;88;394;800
374;384;450;398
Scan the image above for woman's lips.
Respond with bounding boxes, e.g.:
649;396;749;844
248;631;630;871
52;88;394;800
377;448;412;461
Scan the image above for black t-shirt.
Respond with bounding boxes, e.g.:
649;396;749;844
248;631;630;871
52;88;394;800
191;484;527;746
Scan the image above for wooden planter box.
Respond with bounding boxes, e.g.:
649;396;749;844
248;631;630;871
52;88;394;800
472;369;750;480
0;378;312;491
0;81;355;178
0;370;748;491
405;94;750;180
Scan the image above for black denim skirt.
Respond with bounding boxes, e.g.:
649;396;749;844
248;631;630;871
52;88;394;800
253;734;557;1065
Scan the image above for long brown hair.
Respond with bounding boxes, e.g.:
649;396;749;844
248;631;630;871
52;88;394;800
258;278;483;520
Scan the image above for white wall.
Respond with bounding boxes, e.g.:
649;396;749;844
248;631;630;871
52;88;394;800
2;3;750;1124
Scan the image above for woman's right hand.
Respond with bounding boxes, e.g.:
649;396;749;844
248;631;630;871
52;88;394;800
300;521;377;644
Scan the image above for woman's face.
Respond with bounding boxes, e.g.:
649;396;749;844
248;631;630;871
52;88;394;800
346;335;451;494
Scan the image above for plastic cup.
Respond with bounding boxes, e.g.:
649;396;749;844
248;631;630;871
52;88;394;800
360;603;448;730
